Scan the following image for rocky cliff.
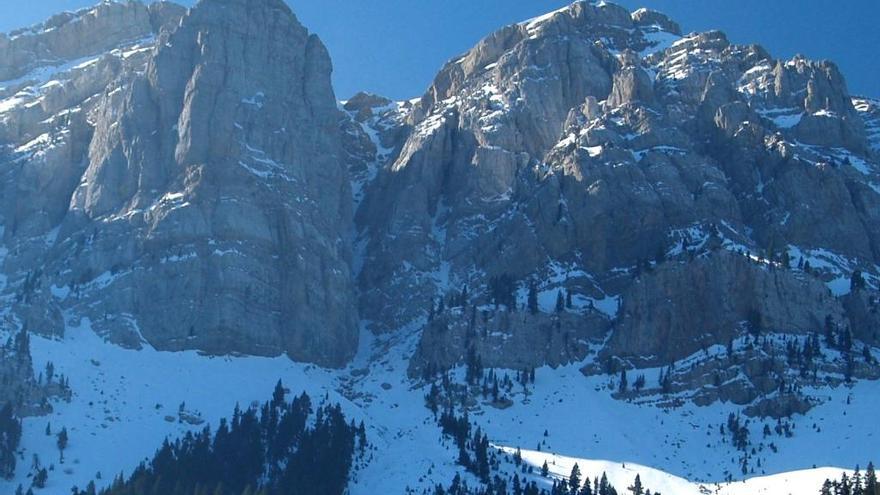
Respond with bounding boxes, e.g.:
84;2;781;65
0;0;358;367
355;2;879;370
1;1;879;393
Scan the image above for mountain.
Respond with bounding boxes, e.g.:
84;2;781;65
0;1;878;494
0;0;357;366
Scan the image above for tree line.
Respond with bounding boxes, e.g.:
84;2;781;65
71;381;365;495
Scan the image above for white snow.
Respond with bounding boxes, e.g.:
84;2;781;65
521;5;570;32
504;447;861;495
761;110;803;129
585;145;604;157
0;53;101;93
1;315;878;495
241;91;265;109
639;29;681;57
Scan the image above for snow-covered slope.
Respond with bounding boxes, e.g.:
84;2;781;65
1;1;879;494
1;320;876;494
511;449;860;495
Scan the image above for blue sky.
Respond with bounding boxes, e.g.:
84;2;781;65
2;0;877;100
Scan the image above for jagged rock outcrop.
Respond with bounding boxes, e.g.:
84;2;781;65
410;306;608;376
0;0;358;367
351;0;880;385
0;1;183;82
607;250;845;365
841;290;880;345
2;0;879;388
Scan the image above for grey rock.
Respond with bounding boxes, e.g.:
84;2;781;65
1;0;358;367
2;0;880;393
0;1;159;81
631;8;682;36
608;251;845;365
607;64;655;108
411;307;608;376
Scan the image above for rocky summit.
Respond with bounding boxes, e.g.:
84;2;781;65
0;0;878;385
0;0;875;377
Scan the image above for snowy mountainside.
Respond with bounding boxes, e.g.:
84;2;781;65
0;322;877;493
0;0;879;494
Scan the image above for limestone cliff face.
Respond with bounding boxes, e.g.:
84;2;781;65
2;0;880;380
353;1;880;377
0;1;182;82
0;0;358;367
607;251;846;365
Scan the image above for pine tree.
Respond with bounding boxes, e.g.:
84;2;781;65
542;460;549;477
569;463;582;494
619;369;628;393
528;282;539;314
854;467;864;495
599;473;611;495
842;473;853;495
633;374;646;392
32;468;48;488
628;474;644;495
866;462;877;495
56;427;68;463
0;403;22;479
852;270;867;291
272;380;285;408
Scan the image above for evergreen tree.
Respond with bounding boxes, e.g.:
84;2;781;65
628;474;643;495
866;462;877;495
853;467;864;495
542;460;549;477
271;379;286;408
619;369;628;393
56;427;68;463
0;403;22;479
852;270;867;291
842;473;853;495
489;274;516;309
83;387;360;495
528;282;539;314
569;464;582;494
32;468;48;488
633;374;646;392
599;473;611;495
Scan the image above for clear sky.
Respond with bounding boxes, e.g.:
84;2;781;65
2;0;877;100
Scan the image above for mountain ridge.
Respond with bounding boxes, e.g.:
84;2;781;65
0;0;878;493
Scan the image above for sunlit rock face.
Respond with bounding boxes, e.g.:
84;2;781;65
0;0;358;367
